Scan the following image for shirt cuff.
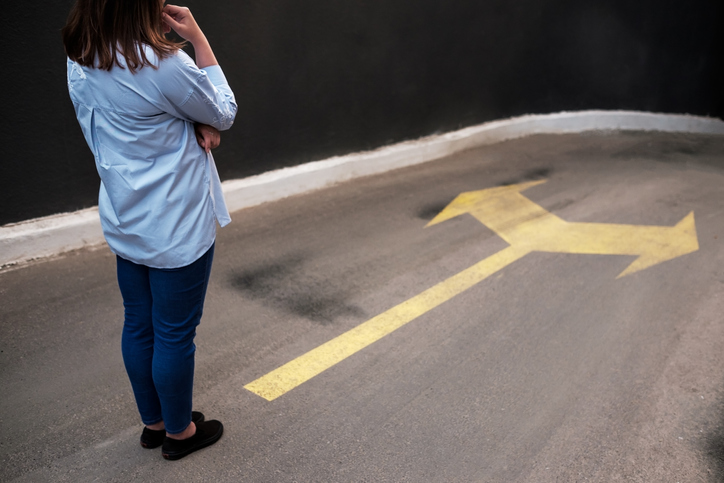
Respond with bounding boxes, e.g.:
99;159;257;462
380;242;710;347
202;65;230;88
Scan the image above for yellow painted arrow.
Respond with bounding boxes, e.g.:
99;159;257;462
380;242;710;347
427;180;699;278
244;180;698;400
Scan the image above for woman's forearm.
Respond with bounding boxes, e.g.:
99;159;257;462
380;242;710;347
190;35;218;69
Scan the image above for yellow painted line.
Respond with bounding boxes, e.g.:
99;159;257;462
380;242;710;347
245;179;699;401
244;245;529;401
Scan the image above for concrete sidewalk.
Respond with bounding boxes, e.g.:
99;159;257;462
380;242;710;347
2;130;724;482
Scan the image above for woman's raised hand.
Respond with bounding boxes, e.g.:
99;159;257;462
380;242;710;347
162;4;218;68
162;5;204;43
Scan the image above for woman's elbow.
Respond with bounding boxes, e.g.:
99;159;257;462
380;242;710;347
211;112;235;131
218;103;238;131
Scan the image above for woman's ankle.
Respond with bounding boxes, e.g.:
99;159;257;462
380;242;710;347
145;421;165;431
166;421;196;440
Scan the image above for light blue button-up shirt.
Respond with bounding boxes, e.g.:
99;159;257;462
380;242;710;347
67;46;237;268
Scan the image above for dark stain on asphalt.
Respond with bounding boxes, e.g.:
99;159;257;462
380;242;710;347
704;398;724;480
612;133;724;165
499;167;551;186
417;198;457;221
229;254;366;325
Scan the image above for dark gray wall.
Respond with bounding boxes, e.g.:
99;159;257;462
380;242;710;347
1;0;722;226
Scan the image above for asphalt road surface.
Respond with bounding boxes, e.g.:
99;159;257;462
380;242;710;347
2;131;724;482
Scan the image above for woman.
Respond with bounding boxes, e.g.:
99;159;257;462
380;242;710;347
62;0;237;460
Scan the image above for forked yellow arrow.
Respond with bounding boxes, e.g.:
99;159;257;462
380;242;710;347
244;180;699;400
428;180;699;278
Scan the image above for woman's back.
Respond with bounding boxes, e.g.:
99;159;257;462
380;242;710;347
67;45;236;267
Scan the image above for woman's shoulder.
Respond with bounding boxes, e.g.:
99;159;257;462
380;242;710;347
129;45;201;88
153;46;197;72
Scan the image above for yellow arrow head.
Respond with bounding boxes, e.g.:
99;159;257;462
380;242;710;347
426;179;547;227
617;211;699;278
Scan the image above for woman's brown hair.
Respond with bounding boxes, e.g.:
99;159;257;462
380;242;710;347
62;0;184;72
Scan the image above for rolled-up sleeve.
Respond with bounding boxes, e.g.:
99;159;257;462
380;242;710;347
157;51;238;130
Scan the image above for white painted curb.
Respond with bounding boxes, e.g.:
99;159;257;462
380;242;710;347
2;110;723;267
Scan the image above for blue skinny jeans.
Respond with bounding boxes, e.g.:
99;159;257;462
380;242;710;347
116;244;214;434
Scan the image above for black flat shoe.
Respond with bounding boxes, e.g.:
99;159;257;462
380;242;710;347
161;419;223;460
140;411;205;449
